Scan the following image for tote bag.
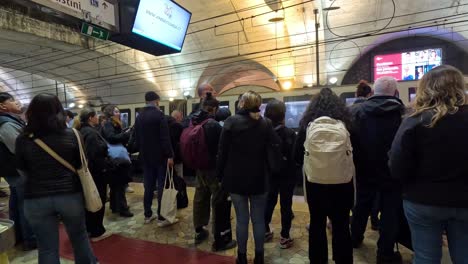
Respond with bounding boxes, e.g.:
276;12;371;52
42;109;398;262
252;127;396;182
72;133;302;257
160;166;178;223
33;129;103;212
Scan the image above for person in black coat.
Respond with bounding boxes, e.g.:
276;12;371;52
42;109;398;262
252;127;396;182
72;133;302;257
217;91;276;264
263;99;297;249
78;108;112;241
390;65;468;263
101;104;133;217
350;77;405;264
134;92;174;226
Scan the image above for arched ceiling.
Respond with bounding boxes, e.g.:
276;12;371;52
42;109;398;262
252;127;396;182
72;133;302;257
1;0;468;107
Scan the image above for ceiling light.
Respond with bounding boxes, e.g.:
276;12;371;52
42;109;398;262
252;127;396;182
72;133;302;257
329;77;338;84
283;81;292;90
304;75;314;86
183;91;190;97
78;104;84;109
68;102;76;108
168;90;177;97
169;97;174;102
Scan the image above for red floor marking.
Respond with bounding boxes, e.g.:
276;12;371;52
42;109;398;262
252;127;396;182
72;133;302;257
58;225;234;264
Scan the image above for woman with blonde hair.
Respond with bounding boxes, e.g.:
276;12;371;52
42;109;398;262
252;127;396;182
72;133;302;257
390;65;468;263
217;91;277;264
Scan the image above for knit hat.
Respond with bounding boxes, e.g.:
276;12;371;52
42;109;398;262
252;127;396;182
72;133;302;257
145;91;160;102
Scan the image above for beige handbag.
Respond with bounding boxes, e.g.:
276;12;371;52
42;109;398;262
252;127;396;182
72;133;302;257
33;128;103;213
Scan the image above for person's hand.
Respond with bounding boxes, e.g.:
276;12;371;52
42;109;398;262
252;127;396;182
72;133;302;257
167;158;174;168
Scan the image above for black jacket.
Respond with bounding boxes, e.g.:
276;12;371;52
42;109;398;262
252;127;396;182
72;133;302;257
15;129;82;198
390;106;468;208
217;111;275;195
134;106;173;166
191;110;222;169
272;125;297;180
101;120;129;145
80;124;110;175
351;95;404;188
0;113;25;182
167;116;184;164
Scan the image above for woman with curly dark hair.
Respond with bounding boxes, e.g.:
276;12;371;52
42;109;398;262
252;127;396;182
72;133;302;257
294;88;354;264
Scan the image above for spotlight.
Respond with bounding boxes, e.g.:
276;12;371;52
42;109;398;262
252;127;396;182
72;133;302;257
183;91;190;97
78;104;84;109
169;97;174;102
283;81;292;90
68;102;76;108
329;77;338;84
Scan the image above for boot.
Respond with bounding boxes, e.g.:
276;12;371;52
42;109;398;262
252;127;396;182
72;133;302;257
254;251;264;264
236;253;247;264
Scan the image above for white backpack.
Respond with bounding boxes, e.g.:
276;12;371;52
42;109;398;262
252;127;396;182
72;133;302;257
303;116;355;184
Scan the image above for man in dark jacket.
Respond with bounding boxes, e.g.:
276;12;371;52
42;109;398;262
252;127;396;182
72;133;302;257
350;77;405;264
188;93;237;251
0;92;36;250
134;91;174;226
182;83;217;128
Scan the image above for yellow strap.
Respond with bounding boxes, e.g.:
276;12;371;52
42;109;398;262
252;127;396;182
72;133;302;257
33;138;77;174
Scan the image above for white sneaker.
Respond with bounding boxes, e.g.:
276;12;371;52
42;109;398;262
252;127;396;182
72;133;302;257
91;231;113;242
157;218;179;228
125;186;135;193
144;215;157;224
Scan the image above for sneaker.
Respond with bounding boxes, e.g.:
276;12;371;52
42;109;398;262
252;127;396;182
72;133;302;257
264;231;273;242
125;186;135;193
157;218;179;228
194;228;209;244
279;237;294;249
212;239;237;252
376;251;402;264
91;231;113;242
144;215;157;224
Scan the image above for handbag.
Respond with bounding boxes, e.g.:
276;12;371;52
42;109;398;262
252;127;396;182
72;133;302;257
160;166;179;223
33;129;103;213
107;143;131;165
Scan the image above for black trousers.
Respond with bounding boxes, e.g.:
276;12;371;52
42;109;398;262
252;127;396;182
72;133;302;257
265;177;295;238
109;164;130;213
85;171;107;237
306;181;354;264
351;183;402;256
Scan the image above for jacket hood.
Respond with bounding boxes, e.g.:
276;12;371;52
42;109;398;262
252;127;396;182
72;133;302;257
360;96;404;116
191;110;214;125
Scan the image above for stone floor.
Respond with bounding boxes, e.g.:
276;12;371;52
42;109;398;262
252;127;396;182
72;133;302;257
1;182;453;264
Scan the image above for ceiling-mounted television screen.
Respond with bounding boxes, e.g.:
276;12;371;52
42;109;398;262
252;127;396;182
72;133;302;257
373;48;442;81
111;0;191;56
132;0;191;51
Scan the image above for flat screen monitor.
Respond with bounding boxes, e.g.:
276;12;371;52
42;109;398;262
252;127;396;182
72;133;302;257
374;48;442;81
132;0;192;51
285;101;309;128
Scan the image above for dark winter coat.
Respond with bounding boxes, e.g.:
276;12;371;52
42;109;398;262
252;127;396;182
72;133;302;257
390;105;468;208
80;124;110;175
16;129;82;198
134;105;173;166
351;95;404;189
217;110;276;195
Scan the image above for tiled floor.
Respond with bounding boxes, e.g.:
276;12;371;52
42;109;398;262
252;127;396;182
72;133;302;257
2;183;453;264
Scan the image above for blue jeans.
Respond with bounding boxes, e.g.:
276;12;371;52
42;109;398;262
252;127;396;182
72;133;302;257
404;200;468;264
143;164;166;218
231;193;267;254
24;193;96;264
9;184;36;247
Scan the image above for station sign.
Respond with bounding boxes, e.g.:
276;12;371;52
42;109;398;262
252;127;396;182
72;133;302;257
31;0;117;31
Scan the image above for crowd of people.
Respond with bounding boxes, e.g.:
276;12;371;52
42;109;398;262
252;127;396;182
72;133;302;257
0;64;467;264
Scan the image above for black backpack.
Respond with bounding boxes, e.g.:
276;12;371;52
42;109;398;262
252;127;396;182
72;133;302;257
273;125;296;174
0;115;23;179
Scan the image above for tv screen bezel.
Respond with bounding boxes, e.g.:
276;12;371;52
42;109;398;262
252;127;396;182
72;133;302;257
131;0;192;52
371;47;443;82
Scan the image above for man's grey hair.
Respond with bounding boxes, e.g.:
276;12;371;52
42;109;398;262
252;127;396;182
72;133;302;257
374;76;398;96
